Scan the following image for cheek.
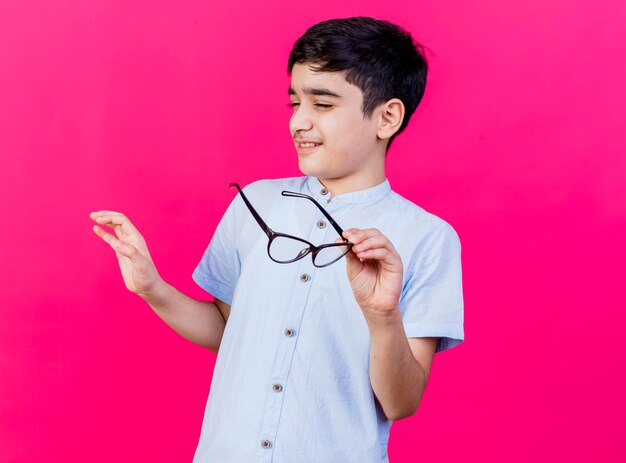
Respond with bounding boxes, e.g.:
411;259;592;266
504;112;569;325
337;123;370;152
323;119;354;146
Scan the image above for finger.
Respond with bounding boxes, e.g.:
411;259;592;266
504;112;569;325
92;225;137;258
353;247;388;260
340;231;401;267
92;224;118;247
351;235;390;254
93;215;139;235
336;237;364;263
343;228;380;243
92;217;126;240
90;210;125;218
342;228;383;245
113;238;139;258
93;215;125;225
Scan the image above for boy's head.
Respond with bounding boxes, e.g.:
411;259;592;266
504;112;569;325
287;17;429;170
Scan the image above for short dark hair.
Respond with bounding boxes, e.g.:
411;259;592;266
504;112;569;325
287;16;429;153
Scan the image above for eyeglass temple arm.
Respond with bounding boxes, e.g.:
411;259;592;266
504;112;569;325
229;183;273;238
281;190;351;243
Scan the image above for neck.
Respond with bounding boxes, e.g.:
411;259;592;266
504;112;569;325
323;148;385;195
318;170;386;197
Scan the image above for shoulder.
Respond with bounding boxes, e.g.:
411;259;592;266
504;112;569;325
384;190;458;237
378;190;461;269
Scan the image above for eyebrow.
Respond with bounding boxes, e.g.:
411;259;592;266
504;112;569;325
288;86;342;99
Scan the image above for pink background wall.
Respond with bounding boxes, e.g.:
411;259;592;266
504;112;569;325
1;0;624;461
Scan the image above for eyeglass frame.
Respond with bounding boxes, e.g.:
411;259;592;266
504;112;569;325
229;182;354;268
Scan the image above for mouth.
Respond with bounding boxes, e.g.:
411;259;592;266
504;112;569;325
295;141;323;153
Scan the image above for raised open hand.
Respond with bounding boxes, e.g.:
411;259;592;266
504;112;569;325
90;210;162;297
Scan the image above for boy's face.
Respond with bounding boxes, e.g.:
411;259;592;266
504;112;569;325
288;63;385;181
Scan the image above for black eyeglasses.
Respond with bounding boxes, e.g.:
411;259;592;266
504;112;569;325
230;182;354;268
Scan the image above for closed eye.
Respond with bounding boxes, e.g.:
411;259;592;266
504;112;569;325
287;103;332;108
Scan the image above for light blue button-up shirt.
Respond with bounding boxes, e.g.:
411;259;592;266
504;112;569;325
191;175;464;462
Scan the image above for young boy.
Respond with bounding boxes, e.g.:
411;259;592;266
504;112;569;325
90;16;463;463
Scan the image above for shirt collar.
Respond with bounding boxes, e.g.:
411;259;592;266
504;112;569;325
305;175;391;205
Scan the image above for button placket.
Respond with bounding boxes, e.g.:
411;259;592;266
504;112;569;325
259;262;314;449
258;202;335;450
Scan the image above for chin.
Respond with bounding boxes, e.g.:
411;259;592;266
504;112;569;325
297;158;312;175
297;161;325;178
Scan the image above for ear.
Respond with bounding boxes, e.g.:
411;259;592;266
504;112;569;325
377;98;405;141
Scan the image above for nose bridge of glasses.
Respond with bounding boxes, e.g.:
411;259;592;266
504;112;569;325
297;246;311;258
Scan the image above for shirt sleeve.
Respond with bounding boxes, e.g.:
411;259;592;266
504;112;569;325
192;191;243;305
399;223;465;353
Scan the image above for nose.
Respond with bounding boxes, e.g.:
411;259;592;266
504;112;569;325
289;104;314;135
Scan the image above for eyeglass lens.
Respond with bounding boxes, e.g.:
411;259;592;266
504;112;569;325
269;235;351;267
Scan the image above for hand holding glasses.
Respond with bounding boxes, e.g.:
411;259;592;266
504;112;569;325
230;182;354;268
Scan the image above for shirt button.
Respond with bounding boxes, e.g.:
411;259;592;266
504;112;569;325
261;439;272;449
273;383;283;392
320;187;328;195
285;328;295;337
300;273;310;282
317;219;327;229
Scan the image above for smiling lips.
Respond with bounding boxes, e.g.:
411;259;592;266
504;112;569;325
299;142;321;148
295;139;323;148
